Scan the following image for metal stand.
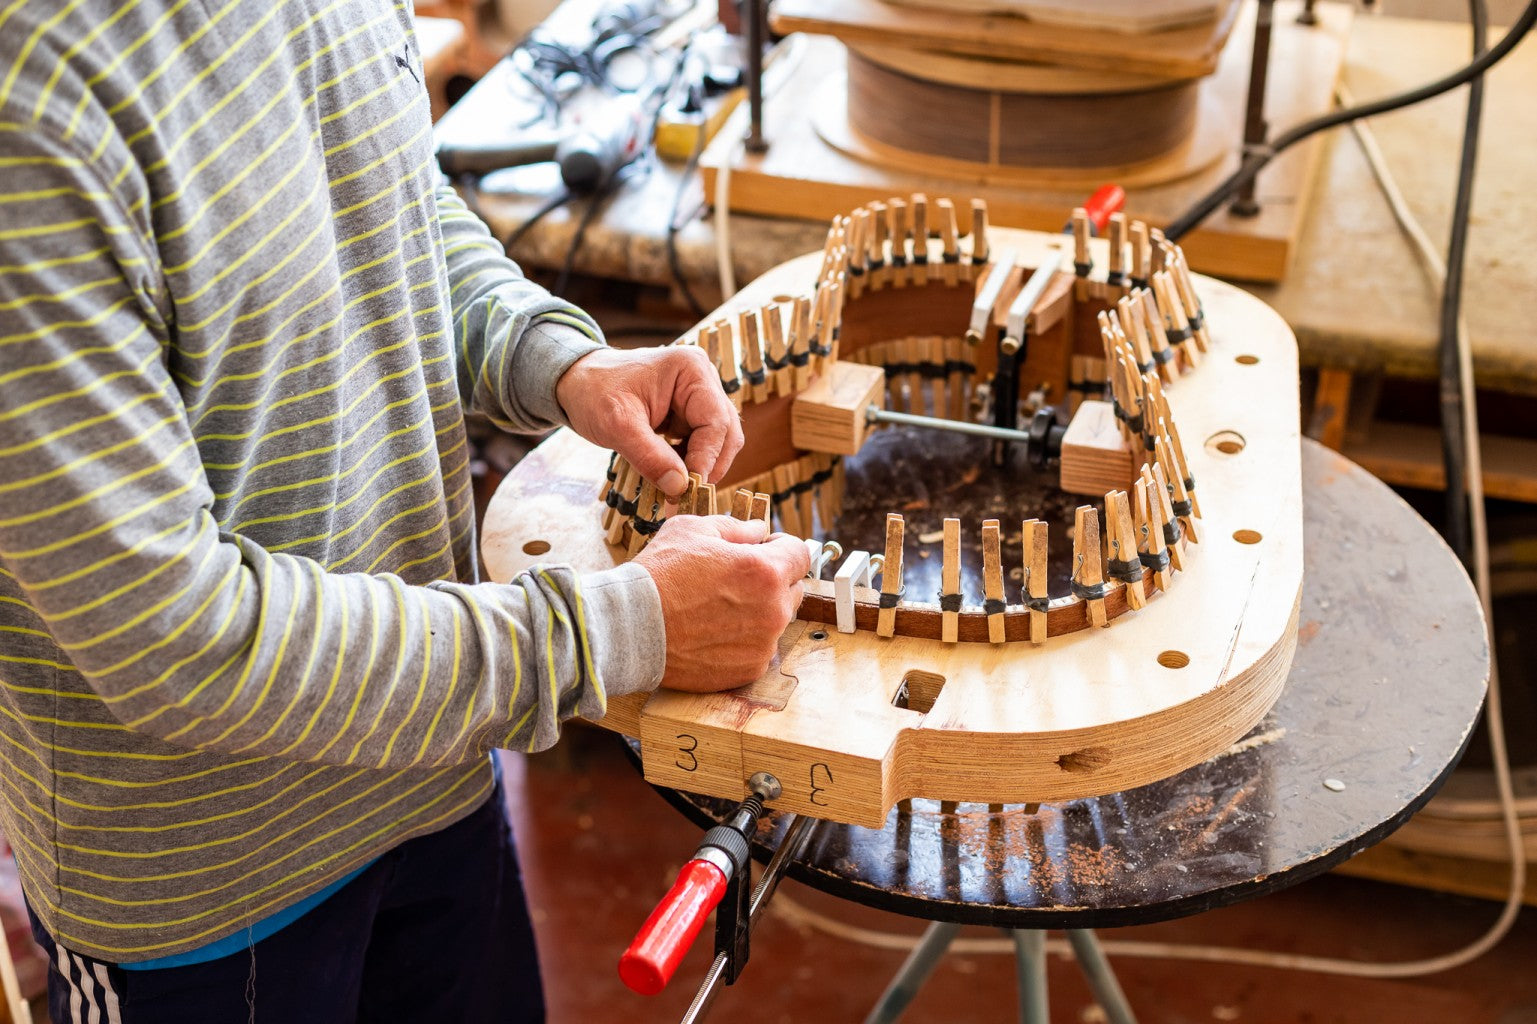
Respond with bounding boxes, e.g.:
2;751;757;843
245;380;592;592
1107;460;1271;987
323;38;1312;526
863;923;1137;1024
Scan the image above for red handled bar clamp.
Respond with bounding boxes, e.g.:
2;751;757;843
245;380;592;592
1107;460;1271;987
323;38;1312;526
619;772;782;996
1063;183;1127;236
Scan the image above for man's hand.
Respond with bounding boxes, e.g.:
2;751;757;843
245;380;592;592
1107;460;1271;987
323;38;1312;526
556;346;743;497
634;516;810;692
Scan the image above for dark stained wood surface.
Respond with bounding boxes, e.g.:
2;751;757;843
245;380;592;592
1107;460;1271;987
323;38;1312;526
645;440;1489;928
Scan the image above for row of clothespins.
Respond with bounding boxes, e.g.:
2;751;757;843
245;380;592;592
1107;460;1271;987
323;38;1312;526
842;335;976;422
1070;211;1211;340
826;194;991;299
830;462;1198;646
675;288;846;410
599;451;847;553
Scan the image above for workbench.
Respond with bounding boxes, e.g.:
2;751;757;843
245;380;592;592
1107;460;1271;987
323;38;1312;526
442;9;1537;498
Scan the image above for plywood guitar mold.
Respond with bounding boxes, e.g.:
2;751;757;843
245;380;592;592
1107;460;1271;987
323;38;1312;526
483;200;1303;828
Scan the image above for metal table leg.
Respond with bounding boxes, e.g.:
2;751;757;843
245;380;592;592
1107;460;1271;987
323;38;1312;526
1010;930;1049;1024
1066;930;1138;1024
862;921;963;1024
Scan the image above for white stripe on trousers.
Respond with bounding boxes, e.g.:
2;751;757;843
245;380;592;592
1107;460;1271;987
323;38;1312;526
53;946;121;1024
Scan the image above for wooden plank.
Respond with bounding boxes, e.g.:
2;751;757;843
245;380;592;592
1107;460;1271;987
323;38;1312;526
1344;421;1537;504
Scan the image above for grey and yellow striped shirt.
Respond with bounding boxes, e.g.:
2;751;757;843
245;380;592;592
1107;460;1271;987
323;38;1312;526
0;0;664;961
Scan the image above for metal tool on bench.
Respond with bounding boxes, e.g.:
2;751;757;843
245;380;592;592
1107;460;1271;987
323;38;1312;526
434;94;649;190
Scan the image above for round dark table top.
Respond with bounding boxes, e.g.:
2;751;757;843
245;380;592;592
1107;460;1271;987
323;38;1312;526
642;440;1490;929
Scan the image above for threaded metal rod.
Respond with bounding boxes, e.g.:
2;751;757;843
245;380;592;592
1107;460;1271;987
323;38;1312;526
865;405;1034;445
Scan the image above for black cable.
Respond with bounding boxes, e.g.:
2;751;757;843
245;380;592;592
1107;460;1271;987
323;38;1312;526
503;188;573;253
1163;0;1537;241
1439;0;1489;566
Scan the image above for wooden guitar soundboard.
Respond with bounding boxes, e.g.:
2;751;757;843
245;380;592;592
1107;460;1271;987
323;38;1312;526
482;199;1302;828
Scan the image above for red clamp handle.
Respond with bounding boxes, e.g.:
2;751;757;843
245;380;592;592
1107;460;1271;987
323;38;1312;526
1082;183;1127;234
618;858;729;995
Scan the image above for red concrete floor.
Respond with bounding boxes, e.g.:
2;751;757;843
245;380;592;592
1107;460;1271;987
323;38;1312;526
503;727;1537;1024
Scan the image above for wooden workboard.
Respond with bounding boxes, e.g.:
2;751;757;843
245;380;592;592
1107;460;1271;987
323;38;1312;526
482;224;1304;828
702;1;1351;282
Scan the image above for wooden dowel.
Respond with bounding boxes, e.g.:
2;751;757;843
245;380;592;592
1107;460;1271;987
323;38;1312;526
941;517;961;643
877;513;905;638
1022;518;1049;645
981;518;1005;643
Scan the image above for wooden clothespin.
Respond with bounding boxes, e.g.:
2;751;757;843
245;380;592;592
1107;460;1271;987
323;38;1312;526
772;463;802;536
599;451;625;508
867;201;890;290
679;471;702;515
1147;462;1185;571
1152;271;1197;373
738;308;769;404
1170;249;1211;353
1117;295;1156;381
968;199;990;281
1072;506;1109;627
910;193;932;283
696;481;716;516
1137;287;1176;384
1160;413;1200;518
1022;518;1049;644
819;215;846;284
629;479;664;555
1155;430;1199;543
904;336;926;416
1129;220;1151;290
811;452;837;529
927;336;948;419
831;456;847;521
826;276;845;362
719;318;746;408
887;198;909;288
810;288;831;376
763;301;792;396
936;197;960;286
1105;489;1146;611
846;208;870;299
789;295;814;392
1106;212;1128;292
601;455;632;533
982;518;1005;643
876;513;905;638
605;461;642;545
730;487;754;521
750;491;772;526
795;454;816;535
1071;207;1093;300
940;517;961;643
1134;470;1174;591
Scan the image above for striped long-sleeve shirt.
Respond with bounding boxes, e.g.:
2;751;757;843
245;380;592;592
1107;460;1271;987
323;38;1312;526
0;0;665;962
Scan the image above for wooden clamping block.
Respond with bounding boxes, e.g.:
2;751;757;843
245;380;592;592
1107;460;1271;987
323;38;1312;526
1022;518;1049;645
1106;489;1146;611
1072;506;1109;627
790;360;887;456
833;549;876;634
1059;400;1135;497
876;513;905;638
940;517;961;643
981;519;1005;643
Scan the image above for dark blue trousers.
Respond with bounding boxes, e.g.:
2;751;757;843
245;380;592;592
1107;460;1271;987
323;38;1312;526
29;786;545;1024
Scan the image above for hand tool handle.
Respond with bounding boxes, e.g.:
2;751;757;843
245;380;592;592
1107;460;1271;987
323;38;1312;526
618;858;728;995
1082;183;1127;234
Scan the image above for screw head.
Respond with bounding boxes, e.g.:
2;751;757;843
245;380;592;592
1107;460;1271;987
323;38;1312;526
747;771;782;801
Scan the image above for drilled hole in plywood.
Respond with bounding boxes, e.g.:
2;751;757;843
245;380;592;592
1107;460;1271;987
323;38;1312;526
809;629;829;641
1056;747;1111;773
1206;430;1246;455
893;669;946;714
1235;354;1260;365
1158;650;1190;669
1233;530;1263;545
772;293;794;304
522;540;551;556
